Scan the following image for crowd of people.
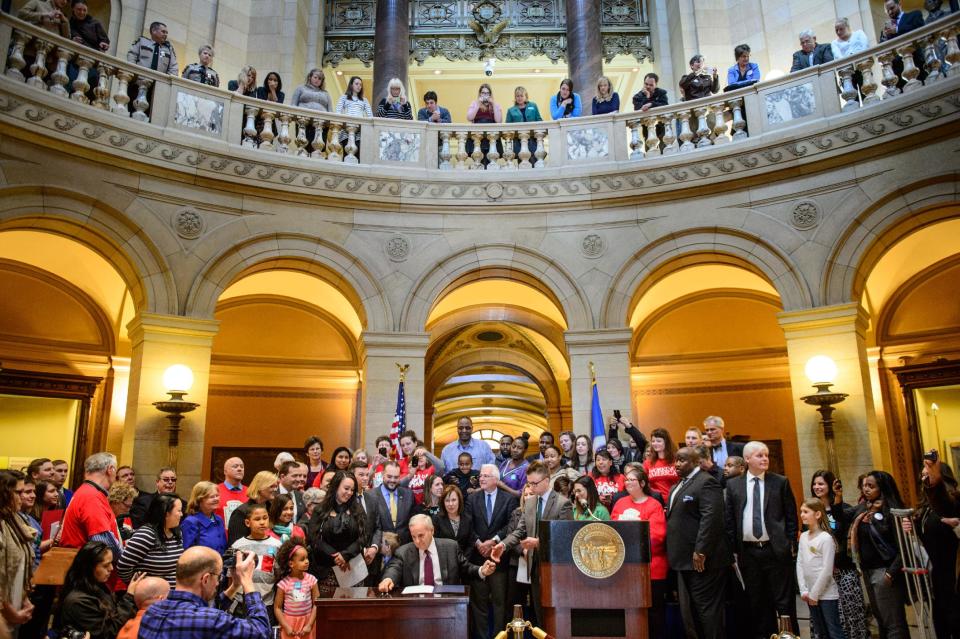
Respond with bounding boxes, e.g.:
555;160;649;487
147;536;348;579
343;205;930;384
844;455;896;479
2;413;959;639
14;1;959;131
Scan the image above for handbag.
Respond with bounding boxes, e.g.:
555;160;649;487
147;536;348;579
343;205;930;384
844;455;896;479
32;546;79;585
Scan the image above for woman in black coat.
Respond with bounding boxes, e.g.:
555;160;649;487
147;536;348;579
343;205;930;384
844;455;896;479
56;541;141;639
308;471;365;594
432;484;473;554
915;458;960;639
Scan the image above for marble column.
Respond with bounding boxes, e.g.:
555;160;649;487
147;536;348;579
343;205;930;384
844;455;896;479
778;303;881;497
361;331;429;449
121;313;219;491
373;0;409;107
565;329;634;435
565;0;604;107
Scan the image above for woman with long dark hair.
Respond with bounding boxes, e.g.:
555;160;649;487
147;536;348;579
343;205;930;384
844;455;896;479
269;493;306;544
810;469;868;639
549;78;582;119
571;476;609;521
307;471;365;595
643;428;678;498
850;470;909;639
915;456;960;639
0;470;35;633
571;435;594;474
56;541;141;639
256;71;285;103
117;493;184;587
591;450;625;509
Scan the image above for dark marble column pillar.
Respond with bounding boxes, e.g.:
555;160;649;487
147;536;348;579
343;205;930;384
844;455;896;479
373;0;410;107
565;0;604;110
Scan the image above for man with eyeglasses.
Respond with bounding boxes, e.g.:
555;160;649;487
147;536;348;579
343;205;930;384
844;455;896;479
491;461;572;626
130;467;185;529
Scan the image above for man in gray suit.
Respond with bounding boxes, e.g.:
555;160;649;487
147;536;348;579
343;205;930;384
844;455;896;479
378;515;496;591
790;29;834;71
491;461;573;625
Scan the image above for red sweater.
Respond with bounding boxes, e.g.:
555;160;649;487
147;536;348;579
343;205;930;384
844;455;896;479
643;458;679;499
217;482;248;526
610;495;668;579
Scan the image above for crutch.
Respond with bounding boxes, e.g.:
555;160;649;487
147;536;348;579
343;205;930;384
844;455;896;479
890;508;935;639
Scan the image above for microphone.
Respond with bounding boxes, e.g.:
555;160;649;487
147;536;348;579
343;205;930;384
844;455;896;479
580;500;603;521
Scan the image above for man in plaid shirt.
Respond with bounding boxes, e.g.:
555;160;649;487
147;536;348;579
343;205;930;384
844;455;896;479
138;546;271;639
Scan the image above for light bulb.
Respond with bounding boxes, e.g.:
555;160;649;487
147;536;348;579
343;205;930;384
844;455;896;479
162;364;194;392
805;356;838;384
931;403;939;412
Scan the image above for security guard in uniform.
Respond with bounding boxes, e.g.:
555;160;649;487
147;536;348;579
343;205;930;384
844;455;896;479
126;21;178;75
181;45;220;87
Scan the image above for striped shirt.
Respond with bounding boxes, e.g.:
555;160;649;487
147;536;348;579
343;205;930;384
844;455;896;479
277;574;317;617
117;526;184;587
231;535;282;605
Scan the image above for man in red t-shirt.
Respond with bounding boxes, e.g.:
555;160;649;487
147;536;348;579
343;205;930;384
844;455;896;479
216;456;247;527
58;452;122;554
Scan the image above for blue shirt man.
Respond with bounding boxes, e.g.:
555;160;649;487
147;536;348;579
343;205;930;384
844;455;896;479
441;416;495;472
417;90;452;123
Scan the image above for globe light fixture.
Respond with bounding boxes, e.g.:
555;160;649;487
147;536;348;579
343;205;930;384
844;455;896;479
800;356;847;477
153;364;200;468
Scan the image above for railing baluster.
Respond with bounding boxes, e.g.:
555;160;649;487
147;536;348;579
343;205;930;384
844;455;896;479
628;120;644;159
311;118;326;159
878;52;901;98
838;65;859;111
93;64;113;110
728;98;747;141
469;131;484;169
439;131;452;170
455;131;469;169
661;115;678;155
856;57;880;105
677;112;694;152
295;116;310;156
693;108;710;148
26;40;52;89
49;47;73;98
111;69;133;116
500;131;515;169
131;77;152;122
275;114;292;153
258;111;276;150
241;106;259;147
71;56;94;104
897;44;922;92
711;105;728;144
326;123;343;161
922;36;942;83
5;30;29;82
943;27;960;76
517;131;532;169
343;124;359;164
533;130;547;168
486;131;501;170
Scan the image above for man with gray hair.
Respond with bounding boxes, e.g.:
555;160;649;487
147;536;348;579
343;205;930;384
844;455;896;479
724;441;798;639
702;416;744;472
790;29;834;71
58;452;123;557
465;463;517;639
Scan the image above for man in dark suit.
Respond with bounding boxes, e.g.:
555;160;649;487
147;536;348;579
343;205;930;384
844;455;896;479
350;461;382;585
703;416;744;481
666;447;731;639
465;463;518;639
277;460;306;524
790;30;834;71
378;514;496;591
370;460;415;545
526;432;553;463
491;461;573;625
129;466;185;528
880;0;928;87
724;441;799;639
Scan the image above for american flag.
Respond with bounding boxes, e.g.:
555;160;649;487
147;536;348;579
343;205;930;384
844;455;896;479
389;379;406;459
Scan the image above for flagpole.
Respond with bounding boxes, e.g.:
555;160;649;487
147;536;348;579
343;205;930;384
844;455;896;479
589;361;596;384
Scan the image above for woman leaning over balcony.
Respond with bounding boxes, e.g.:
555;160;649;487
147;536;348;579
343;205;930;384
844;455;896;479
505;85;543;159
466;83;503;166
376;78;413;120
228;66;258;97
335;76;374;155
291;68;330;111
725;44;761;91
256;71;285;104
550;78;582;119
591;76;620;115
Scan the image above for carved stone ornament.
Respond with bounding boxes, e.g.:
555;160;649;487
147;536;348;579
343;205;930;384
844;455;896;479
173;208;204;239
581;233;606;258
385;235;411;261
791;200;820;230
486;182;504;200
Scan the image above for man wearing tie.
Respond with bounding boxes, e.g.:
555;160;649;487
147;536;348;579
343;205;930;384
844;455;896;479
724;441;799;639
373;461;414;544
277;461;306;524
491;461;573;625
378;515;497;591
666;447;730;639
351;461;383;585
703;416;744;481
466;464;518;639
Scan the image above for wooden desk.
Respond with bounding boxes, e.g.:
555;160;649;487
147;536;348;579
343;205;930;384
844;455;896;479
315;587;469;638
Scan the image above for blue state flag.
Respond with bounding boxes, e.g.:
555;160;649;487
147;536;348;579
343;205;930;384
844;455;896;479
591;378;606;451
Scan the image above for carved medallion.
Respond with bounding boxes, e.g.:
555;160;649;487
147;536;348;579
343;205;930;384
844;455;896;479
791;201;820;230
486;182;504;200
581;233;606;258
385;235;410;262
174;208;204;239
572;523;626;579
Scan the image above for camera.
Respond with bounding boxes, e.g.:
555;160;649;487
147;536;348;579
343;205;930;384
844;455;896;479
484;58;495;77
379;446;389;457
61;628;87;639
613;409;621;420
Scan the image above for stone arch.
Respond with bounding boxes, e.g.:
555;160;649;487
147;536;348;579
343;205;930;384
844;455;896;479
821;174;960;307
602;228;811;327
184;233;392;331
400;244;593;332
0;186;177;315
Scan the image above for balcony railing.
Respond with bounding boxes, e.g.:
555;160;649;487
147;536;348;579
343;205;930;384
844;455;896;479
1;12;958;175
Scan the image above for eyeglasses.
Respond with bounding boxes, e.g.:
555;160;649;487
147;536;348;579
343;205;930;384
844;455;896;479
160;477;177;483
526;476;547;487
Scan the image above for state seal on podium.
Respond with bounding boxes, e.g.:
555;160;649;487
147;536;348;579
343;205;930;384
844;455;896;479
571;522;626;579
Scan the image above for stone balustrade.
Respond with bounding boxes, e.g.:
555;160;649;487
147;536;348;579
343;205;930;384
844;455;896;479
1;11;958;176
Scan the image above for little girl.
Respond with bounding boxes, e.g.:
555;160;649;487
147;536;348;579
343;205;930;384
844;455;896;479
797;498;844;639
269;494;306;543
274;536;319;639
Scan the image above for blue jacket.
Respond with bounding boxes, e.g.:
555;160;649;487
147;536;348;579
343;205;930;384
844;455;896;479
417;106;452;123
727;62;761;87
550;93;582;119
180;512;227;556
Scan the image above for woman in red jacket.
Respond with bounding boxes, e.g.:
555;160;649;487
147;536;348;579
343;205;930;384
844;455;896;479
611;466;667;639
642;428;679;501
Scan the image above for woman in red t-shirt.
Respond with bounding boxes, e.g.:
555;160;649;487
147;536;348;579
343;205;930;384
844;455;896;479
611;466;667;639
405;451;436;505
642;427;679;501
590;450;625;510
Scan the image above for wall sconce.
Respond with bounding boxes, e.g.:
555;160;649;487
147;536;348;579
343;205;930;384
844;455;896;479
152;364;199;469
800;356;848;477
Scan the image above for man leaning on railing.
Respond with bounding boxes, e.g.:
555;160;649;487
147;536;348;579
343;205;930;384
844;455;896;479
127;21;178;75
16;0;69;38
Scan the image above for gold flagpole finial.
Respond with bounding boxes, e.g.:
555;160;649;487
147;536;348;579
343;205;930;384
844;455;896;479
589;361;597;383
396;363;410;382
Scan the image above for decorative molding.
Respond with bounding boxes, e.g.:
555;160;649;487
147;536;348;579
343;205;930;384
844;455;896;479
385;235;411;262
790;200;820;230
207;386;356;399
580;233;606;258
633;380;792;396
173;207;205;239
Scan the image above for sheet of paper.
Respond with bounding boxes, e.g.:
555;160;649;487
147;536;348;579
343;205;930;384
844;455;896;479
334;553;369;588
516;553;531;584
401;585;435;595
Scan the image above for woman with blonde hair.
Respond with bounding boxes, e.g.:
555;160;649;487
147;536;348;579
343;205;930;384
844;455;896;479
180;481;226;554
376;77;412;119
591;75;620;115
228;65;257;97
505;85;543;159
291;68;331;111
227;470;278;544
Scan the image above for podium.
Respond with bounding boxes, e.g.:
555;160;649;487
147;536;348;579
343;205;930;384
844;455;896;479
539;520;651;639
314;587;469;638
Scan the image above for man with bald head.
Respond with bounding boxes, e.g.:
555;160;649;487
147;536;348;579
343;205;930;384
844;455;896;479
139;546;271;638
117;577;169;639
216;457;247;526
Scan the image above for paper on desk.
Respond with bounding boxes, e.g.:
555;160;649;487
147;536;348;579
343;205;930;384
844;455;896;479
401;585;435;595
516;553;531;585
334;554;369;588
